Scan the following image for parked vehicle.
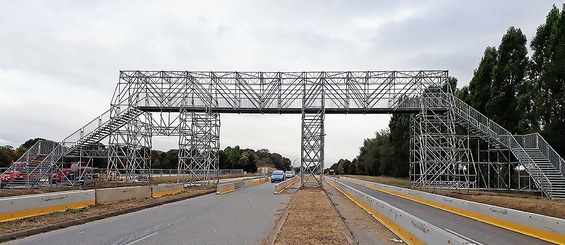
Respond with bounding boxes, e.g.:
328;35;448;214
52;162;93;185
284;171;295;178
0;162;38;188
270;170;286;183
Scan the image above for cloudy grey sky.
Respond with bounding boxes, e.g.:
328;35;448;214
0;1;560;166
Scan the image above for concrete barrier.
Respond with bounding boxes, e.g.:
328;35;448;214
274;176;299;194
0;190;95;222
216;177;268;194
326;178;468;245
151;183;184;198
341;176;565;244
95;186;151;204
216;182;236;194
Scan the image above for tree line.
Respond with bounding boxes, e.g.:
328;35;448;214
1;138;291;173
0;138;42;167
151;146;292;172
457;4;565;157
329;4;565;177
327;114;410;177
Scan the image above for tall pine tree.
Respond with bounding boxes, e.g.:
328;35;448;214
531;4;565;156
468;47;497;114
486;27;528;133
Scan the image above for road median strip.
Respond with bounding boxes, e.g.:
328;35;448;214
271;185;350;244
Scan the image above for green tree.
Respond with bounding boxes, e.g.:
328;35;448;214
0;146;14;167
21;138;44;149
530;4;565;155
468;47;497;114
388;114;410;177
486;27;528;133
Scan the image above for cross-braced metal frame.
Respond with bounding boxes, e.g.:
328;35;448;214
8;70;564;199
178;110;220;184
107;110;152;181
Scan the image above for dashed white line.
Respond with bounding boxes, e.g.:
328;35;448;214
444;228;483;245
124;232;158;245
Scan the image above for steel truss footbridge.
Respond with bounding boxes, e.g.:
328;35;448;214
3;70;565;199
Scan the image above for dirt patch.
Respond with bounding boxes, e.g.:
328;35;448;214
347;175;565;219
274;187;350;245
325;182;398;245
0;186;214;237
430;189;565;219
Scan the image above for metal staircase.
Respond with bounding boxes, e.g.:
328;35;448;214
515;134;565;199
0;140;58;188
451;95;565;199
1;107;144;188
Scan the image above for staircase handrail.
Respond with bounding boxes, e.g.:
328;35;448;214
61;108;113;145
451;96;509;144
450;95;553;196
516;133;565;178
13;140;58;163
25;107;140;187
502;135;553;195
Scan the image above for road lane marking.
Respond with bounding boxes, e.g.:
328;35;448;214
124;232;158;245
444;228;483;245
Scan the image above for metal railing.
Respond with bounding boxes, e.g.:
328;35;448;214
515;133;565;178
17;108;143;187
451;95;554;197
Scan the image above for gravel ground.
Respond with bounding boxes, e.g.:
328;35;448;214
274;186;350;245
325;182;399;245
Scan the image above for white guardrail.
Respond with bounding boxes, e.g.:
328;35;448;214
326;177;469;245
339;176;565;244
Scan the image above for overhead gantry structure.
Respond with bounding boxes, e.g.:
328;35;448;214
3;70;565;199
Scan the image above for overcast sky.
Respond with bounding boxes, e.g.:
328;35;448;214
0;1;560;167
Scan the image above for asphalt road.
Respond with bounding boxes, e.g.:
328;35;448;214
336;179;550;245
7;182;290;245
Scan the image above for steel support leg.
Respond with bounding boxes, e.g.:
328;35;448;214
178;110;220;185
107;109;152;182
300;109;325;187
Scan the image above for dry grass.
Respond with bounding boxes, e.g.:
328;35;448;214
344;175;411;188
429;189;565;219
0;186;214;236
274;187;349;245
347;175;565;219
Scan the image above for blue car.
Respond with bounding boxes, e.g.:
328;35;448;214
271;170;286;183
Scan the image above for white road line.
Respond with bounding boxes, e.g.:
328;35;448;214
124;232;158;245
444;228;483;245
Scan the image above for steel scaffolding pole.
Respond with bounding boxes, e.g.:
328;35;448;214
300;72;325;187
300;110;325;187
107;108;152;182
178;110;220;185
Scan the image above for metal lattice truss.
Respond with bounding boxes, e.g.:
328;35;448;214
5;70;564;199
301;112;325;186
107;110;152;181
178;110;220;184
107;71;448;186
